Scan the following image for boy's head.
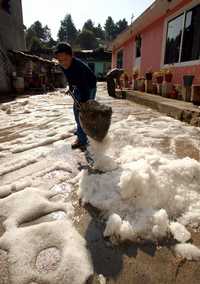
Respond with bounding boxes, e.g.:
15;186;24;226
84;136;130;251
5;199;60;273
54;42;73;69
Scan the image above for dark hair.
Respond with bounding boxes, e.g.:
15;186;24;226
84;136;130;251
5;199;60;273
54;42;73;56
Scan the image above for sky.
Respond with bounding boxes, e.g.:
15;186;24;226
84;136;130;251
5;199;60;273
22;0;154;39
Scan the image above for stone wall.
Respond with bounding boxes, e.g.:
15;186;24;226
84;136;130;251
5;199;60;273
0;0;25;93
0;46;12;93
0;0;25;51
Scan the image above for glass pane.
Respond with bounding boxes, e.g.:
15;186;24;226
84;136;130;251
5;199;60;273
135;35;142;58
181;4;200;62
117;50;123;68
164;14;184;64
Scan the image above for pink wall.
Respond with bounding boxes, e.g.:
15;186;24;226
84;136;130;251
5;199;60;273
112;51;116;69
112;0;200;84
112;37;135;75
140;17;164;74
123;39;135;75
171;65;200;85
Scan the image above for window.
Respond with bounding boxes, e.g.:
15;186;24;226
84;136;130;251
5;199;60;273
164;14;184;64
164;4;200;65
181;5;200;62
1;0;11;14
117;50;123;68
135;35;142;58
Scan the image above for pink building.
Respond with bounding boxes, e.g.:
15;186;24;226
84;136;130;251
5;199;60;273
112;0;200;84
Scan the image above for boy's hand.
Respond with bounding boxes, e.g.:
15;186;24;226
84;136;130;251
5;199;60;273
65;88;70;95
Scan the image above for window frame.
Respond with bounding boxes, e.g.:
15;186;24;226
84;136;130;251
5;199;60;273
161;0;200;68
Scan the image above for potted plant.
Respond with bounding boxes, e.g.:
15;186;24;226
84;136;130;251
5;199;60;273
170;86;178;99
133;70;139;90
154;71;164;84
164;69;173;83
145;69;153;80
124;73;129;88
138;76;145;92
152;83;158;95
133;69;139;80
183;75;194;87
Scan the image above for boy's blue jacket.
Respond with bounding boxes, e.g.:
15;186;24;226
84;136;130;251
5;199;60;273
62;57;97;102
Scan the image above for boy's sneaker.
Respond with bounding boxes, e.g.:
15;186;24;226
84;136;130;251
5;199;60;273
71;139;87;151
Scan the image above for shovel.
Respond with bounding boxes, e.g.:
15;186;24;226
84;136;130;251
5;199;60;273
67;89;112;142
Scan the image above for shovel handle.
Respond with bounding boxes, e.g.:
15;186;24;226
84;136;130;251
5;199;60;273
66;88;81;110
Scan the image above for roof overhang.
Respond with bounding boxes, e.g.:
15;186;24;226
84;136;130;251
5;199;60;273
112;0;183;50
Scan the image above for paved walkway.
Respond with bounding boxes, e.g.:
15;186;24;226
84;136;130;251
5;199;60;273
119;90;200;127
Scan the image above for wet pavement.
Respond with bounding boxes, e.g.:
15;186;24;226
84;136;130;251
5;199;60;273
0;83;200;284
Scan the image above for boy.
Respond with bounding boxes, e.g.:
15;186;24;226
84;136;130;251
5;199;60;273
54;42;97;150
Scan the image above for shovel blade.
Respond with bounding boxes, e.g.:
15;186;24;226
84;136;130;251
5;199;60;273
80;100;112;142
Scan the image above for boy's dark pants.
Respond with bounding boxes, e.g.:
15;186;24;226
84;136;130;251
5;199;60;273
107;78;116;97
73;88;96;145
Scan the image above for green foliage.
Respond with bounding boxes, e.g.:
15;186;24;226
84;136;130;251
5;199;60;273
26;21;55;53
115;19;128;35
26;15;129;55
76;30;98;50
104;17;128;41
94;24;105;40
29;36;44;53
82;19;95;32
104;16;116;41
57;14;78;45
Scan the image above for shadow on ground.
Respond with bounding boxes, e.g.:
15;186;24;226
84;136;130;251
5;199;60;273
78;204;200;284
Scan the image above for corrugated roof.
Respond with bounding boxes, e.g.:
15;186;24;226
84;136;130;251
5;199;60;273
9;50;57;65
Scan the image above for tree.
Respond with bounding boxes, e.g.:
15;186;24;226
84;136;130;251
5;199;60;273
57;14;78;45
29;36;44;53
42;25;52;42
26;28;36;50
115;19;128;35
104;16;116;41
28;21;48;41
76;30;98;50
82;19;95;32
46;37;57;48
94;24;105;40
26;21;55;51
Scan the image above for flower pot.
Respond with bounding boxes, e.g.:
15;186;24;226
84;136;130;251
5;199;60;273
145;72;153;80
170;90;178;99
124;75;129;88
165;73;173;83
152;83;157;95
183;75;194;87
138;79;145;92
133;79;138;90
124;80;129;88
156;76;163;84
